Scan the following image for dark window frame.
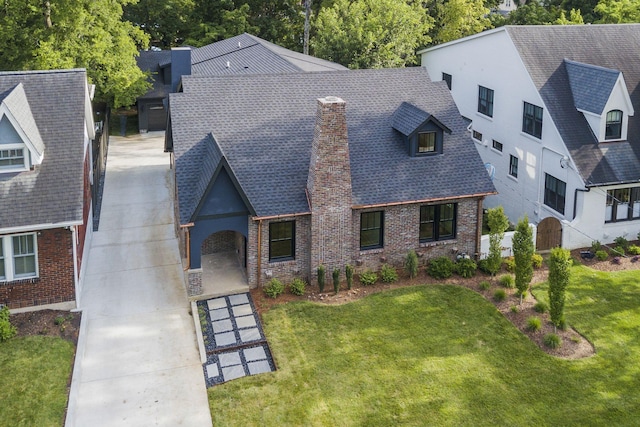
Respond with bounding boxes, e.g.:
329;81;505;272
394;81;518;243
492;140;503;152
360;211;384;250
268;221;295;261
605;109;623;140
420;203;457;243
605;187;640;222
478;86;494;117
509;155;518;178
417;131;436;154
472;130;483;141
442;73;452;90
544;173;566;215
522;101;543;139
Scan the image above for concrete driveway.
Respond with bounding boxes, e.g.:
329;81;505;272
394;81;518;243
67;133;212;426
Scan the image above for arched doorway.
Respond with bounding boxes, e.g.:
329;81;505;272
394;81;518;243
200;230;248;296
536;217;562;251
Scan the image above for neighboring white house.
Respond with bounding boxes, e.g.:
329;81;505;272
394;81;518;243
420;24;640;250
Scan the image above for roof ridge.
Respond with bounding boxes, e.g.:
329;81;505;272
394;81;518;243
564;58;620;75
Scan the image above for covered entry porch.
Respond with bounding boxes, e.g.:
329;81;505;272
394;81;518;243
200;231;249;298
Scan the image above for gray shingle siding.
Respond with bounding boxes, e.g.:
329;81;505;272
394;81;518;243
506;24;640;186
170;67;495;222
0;69;87;230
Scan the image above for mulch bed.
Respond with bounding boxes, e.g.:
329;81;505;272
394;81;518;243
10;310;81;345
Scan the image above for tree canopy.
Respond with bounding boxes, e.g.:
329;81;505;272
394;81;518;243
0;0;150;108
312;0;433;69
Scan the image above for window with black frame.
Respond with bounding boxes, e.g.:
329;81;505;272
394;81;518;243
269;221;295;261
522;101;543;138
478;86;494;117
360;211;383;249
544;174;566;215
420;203;457;242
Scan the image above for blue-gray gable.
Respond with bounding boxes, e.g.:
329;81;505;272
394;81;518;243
0;115;21;144
565;59;619;115
193;164;252;220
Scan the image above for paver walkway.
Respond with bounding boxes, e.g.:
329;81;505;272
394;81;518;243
67;133;212;426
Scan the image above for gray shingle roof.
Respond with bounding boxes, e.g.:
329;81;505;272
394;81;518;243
170;67;495;223
136;50;172;99
2;83;45;158
191;33;347;75
0;69;88;230
565;59;619;115
506;24;640;186
392;102;431;136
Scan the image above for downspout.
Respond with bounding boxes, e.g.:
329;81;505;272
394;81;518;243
573;187;590;220
257;219;262;288
71;226;80;309
184;227;191;271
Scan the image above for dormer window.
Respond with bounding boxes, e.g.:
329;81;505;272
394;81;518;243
418;132;436;153
0;148;25;169
605;110;622;140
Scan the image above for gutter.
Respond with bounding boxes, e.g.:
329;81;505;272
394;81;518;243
351;192;496;210
71;226;80;308
0;220;82;235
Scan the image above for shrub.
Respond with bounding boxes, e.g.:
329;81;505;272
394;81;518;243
510;305;519;313
54;316;66;326
289;278;306;296
477;258;491;274
531;253;543;269
380;264;398;283
526;317;542;332
591;240;602;253
479;281;491;291
534;301;548;313
595;250;608;261
614;236;630;250
548;247;571;331
333;268;340;294
499;274;515;288
543;333;562;349
404;250;419;279
345;264;354;290
486;206;509;275
611;246;625;256
264;278;285;298
628;245;640;255
427;256;454;279
317;265;326;293
0;306;17;342
454;258;477;278
493;289;507;302
359;270;378;286
503;256;516;273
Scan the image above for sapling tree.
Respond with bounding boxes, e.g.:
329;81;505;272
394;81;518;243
405;250;419;278
513;216;534;304
548;247;571;332
333;268;340;294
486;206;509;275
317;265;326;293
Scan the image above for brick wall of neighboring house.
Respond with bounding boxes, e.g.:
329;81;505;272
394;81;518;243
0;228;75;308
247;215;311;288
354;198;482;273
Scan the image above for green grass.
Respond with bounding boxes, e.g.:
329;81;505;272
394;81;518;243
208;267;640;426
0;336;75;426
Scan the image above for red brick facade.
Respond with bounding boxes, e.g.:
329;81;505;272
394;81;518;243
0;228;75;308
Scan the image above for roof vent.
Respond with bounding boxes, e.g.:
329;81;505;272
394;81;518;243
238;42;242;48
226;61;230;68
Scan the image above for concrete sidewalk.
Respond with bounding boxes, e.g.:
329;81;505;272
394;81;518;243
67;133;212;426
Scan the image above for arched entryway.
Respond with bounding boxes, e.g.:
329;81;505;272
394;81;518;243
200;230;248;296
536;217;562;251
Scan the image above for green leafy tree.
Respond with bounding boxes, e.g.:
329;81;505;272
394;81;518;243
595;0;640;23
243;0;305;51
185;1;256;46
548;247;571;332
313;0;433;69
513;216;534;304
124;0;195;47
506;2;556;24
434;0;492;44
486;206;509;276
0;0;150;108
555;8;585;23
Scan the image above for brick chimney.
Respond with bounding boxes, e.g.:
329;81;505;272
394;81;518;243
307;96;353;278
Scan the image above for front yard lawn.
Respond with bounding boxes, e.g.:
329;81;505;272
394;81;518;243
0;336;74;426
208;266;640;426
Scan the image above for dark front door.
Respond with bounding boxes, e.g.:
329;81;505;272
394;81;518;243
147;104;166;131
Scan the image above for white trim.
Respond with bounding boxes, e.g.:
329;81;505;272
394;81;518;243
71;225;80;308
0;104;43;165
0;233;38;282
0;220;81;235
417;27;506;54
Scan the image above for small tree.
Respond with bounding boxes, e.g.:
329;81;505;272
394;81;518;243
317;265;326;293
404;250;419;278
333;268;340;294
548;247;571;332
0;305;17;342
486;206;509;275
345;264;354;290
513;216;534;304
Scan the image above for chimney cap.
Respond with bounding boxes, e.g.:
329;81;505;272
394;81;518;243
319;96;345;104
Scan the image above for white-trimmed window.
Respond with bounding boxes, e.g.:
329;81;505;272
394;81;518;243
0;145;27;171
0;234;38;281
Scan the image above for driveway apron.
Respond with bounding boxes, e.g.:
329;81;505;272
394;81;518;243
68;133;212;426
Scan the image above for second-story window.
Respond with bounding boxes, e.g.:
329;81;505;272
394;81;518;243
478;86;494;117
